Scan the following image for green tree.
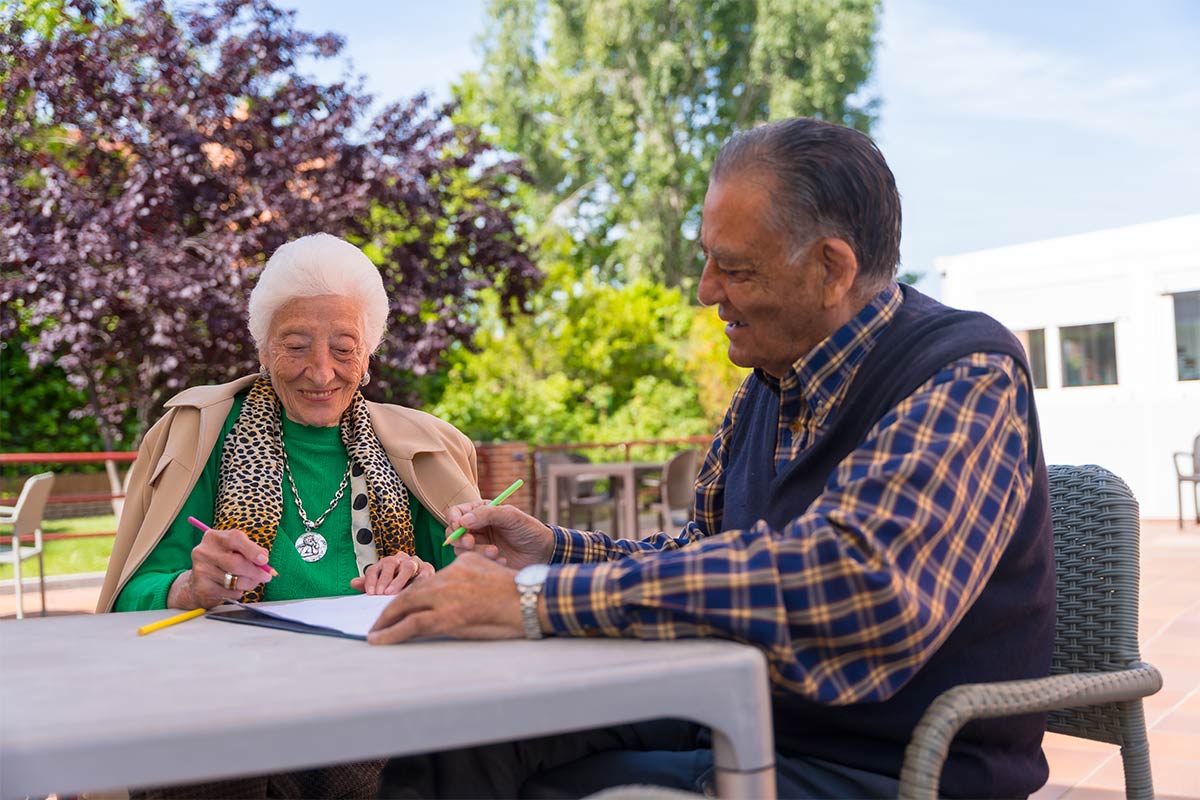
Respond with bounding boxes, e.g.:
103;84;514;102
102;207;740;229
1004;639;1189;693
0;309;129;474
457;0;880;288
429;241;728;447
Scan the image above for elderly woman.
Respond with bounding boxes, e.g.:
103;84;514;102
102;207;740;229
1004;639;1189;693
95;233;480;797
100;232;479;612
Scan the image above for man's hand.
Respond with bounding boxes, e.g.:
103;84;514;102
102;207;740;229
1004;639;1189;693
444;502;556;570
367;552;525;644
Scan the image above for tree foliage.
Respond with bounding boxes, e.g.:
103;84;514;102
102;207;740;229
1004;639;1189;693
0;0;539;451
0;311;126;472
429;237;746;448
457;0;880;288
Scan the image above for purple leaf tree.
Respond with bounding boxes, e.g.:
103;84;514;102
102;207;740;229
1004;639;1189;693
1;0;540;454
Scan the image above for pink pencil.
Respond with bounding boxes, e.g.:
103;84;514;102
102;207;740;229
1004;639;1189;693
187;516;279;577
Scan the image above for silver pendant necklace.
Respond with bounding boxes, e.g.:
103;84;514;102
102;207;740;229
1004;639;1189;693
282;442;350;563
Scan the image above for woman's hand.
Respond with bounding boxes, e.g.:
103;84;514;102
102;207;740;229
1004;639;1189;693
167;528;272;609
444;501;556;570
350;553;434;595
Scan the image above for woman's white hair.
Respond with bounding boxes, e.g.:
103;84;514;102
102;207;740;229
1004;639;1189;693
248;233;388;353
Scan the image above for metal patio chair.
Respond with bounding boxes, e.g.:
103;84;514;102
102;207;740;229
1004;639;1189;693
899;464;1163;799
0;471;56;620
1173;433;1200;529
654;448;701;531
535;451;621;534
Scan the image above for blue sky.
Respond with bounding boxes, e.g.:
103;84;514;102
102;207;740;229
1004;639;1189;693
284;0;1200;296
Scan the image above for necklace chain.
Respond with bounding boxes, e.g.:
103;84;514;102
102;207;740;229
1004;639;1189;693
282;443;351;531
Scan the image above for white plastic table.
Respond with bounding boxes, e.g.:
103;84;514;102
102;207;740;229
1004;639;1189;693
0;611;775;798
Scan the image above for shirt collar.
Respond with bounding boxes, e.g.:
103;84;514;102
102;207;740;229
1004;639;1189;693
754;282;903;419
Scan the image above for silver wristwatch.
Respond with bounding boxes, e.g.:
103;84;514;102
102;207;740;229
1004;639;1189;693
514;564;551;640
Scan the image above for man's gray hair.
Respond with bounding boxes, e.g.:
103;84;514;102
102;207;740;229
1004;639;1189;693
248;233;388;353
711;118;902;294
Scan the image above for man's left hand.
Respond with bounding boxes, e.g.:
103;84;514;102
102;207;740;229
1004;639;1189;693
367;552;524;644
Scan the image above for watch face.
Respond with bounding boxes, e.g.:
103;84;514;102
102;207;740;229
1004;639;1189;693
516;563;551;588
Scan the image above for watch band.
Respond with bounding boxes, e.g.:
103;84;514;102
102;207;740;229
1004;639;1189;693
518;581;545;640
516;565;550;640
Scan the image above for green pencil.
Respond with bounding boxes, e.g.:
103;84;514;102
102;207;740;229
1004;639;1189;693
443;478;524;547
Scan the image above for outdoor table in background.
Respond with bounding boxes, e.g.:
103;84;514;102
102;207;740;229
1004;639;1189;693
544;460;664;537
0;609;775;799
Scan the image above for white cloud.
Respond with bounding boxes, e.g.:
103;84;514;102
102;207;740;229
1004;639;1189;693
877;2;1200;145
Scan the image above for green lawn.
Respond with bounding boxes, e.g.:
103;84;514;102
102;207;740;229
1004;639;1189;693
0;515;117;580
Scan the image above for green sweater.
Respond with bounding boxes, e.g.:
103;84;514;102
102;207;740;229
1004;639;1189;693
114;393;453;611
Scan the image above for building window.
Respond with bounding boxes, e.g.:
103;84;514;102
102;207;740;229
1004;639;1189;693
1175;291;1200;381
1061;322;1118;387
1014;329;1048;388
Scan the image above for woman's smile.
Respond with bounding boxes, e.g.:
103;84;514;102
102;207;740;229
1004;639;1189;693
298;388;339;400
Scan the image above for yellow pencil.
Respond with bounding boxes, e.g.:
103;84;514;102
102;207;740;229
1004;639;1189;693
137;607;205;636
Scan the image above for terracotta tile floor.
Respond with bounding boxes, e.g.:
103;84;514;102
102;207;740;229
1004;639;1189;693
4;518;1199;797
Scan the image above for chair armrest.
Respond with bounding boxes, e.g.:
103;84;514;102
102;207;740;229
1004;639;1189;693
898;664;1162;800
0;505;16;523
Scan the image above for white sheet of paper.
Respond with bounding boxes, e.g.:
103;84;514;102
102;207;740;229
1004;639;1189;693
244;593;396;638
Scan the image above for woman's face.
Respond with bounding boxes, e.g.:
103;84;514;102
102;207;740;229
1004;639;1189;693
260;295;370;427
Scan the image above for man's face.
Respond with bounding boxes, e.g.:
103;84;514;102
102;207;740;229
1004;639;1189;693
697;173;833;378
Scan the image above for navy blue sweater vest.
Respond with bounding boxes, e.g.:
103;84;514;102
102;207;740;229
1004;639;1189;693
721;286;1055;798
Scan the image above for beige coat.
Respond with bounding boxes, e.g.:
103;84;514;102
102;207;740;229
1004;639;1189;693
97;375;481;612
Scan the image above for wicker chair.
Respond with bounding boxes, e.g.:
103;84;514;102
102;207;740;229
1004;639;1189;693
899;465;1163;799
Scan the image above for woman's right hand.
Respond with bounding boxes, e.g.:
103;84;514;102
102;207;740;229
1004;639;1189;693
167;528;272;609
445;501;555;570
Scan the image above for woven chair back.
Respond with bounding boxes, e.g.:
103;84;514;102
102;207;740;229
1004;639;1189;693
1046;464;1145;745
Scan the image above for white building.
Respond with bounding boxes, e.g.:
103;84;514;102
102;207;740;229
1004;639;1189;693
936;214;1200;520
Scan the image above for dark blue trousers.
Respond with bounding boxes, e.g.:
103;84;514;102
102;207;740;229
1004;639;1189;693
378;720;899;799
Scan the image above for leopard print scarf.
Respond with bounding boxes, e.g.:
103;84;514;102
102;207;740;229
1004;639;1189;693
214;375;415;602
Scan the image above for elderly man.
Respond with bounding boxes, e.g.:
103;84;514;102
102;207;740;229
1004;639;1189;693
373;118;1054;799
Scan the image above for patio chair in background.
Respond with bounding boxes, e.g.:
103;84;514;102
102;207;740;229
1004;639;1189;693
899;464;1163;799
1173;433;1200;529
535;451;621;534
0;471;56;620
655;448;701;531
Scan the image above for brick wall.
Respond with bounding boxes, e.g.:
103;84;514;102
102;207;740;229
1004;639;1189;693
474;441;534;514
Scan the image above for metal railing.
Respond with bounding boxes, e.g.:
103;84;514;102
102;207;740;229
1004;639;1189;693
0;452;135;539
532;435;710;461
0;452;138;465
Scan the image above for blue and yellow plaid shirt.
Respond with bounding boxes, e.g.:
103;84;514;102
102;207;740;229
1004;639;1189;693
542;282;1033;705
